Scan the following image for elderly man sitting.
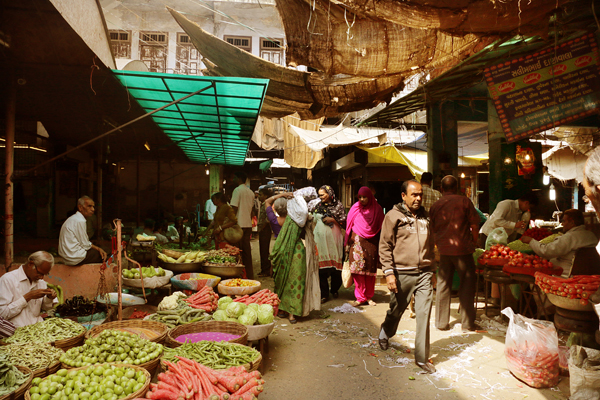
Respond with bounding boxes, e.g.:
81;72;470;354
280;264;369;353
59;196;107;266
0;251;57;328
520;209;598;278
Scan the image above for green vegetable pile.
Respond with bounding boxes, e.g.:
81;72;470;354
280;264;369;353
60;329;163;368
0;353;30;396
28;364;146;400
507;240;532;252
163;340;260;369
122;266;166;279
0;343;64;372
4;318;85;345
147;301;211;328
540;233;563;244
212;297;274;325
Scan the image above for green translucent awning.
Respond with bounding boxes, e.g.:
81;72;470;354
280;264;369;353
112;70;269;166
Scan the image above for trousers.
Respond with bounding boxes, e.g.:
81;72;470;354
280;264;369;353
435;254;477;330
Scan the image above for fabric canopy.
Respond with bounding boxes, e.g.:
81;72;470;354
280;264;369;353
543;146;588;183
112;70;268;166
288;124;385;152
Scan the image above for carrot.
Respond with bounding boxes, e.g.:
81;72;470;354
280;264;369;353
215;374;242;393
147;390;181;400
232;379;260;396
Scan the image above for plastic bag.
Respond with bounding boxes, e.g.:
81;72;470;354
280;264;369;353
569;345;600;400
341;261;352;289
485;227;508;250
502;307;560;388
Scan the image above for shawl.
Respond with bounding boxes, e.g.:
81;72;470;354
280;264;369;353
345;186;384;245
311;185;347;225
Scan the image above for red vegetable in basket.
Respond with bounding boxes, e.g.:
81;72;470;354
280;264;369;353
184;286;219;312
535;272;600;305
522;227;552;241
233;289;280;311
130;309;151;319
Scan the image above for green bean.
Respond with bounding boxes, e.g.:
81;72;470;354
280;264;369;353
163;340;260;369
0;343;63;371
4;317;84;345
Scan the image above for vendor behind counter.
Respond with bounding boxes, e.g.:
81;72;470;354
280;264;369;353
479;192;538;248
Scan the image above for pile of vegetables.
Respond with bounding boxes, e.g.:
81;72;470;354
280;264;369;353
504;253;554;269
521;227;553;241
535;272;600;305
158;292;188;311
158;250;206;264
508;233;563;253
149;357;263;400
147;306;211;328
60;329;163;368
122;266;166;279
213;297;274;326
505;340;559;388
0;353;30;397
4;317;85;345
56;296;106;318
480;244;515;260
222;279;258;288
0;343;64;372
234;289;280;310
183;287;219;312
129;310;151;319
162;341;261;370
219;245;241;257
28;364;147;400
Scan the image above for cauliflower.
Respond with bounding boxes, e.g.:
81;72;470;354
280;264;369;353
158;292;186;310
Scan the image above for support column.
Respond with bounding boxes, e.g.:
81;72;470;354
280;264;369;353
157;158;161;213
136;154;141;228
4;73;15;271
209;164;222;196
488;100;504;211
427;101;458;184
96;148;103;239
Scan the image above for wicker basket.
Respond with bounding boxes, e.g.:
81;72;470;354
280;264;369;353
160;343;261;372
85;319;168;344
50;330;86;352
0;366;33;400
217;280;261;296
166;321;248;348
25;364;150;400
30;359;61;380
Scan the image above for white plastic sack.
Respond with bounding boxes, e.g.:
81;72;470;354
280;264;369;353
485;227;508;250
502;307;560;388
287;195;308;228
569;345;600;400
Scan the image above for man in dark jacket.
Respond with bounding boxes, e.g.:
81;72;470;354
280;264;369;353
378;180;436;374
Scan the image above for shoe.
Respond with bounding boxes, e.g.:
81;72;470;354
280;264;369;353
332;292;339;299
462;323;483;332
350;300;366;307
367;300;377;306
277;311;287;318
289;318;297;324
321;297;329;304
416;362;436;374
436;325;450;331
409;312;416;319
378;337;389;351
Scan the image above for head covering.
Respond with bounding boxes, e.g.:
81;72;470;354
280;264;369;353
312;185;347;226
313;185;336;215
345;186;384;245
287;195;309;228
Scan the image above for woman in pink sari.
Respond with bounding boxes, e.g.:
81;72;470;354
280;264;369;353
345;186;385;307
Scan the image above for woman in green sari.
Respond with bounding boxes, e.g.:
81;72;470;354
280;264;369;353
270;207;307;324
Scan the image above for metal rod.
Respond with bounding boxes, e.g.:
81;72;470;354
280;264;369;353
4;73;15;272
116;219;122;321
22;82;216;174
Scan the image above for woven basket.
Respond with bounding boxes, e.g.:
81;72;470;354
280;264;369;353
85;319;168;344
25;364;150;400
217;280;261;296
166;321;248;348
31;359;61;380
0;366;33;400
160;343;261;372
50;330;86;351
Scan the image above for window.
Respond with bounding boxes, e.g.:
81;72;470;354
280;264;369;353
260;38;283;65
139;31;168;73
108;30;131;59
224;35;252;53
175;33;200;75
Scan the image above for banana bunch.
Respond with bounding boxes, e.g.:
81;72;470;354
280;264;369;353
157;250;208;264
46;284;64;305
0;354;30;396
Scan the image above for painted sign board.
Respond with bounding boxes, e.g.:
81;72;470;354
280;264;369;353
485;32;600;142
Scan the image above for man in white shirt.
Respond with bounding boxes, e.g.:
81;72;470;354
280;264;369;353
230;171;256;279
204;198;217;226
58;196;107;265
0;251;57;327
521;209;598;277
479;192;538;247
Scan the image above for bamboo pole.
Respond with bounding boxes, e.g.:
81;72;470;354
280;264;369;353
116;219;123;321
4;73;15;272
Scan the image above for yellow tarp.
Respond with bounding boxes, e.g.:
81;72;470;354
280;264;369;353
359;145;425;179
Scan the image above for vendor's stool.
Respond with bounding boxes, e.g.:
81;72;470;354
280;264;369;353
250;336;269;373
483;266;516;319
554;307;599;336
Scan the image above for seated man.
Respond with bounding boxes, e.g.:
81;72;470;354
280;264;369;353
521;209;599;277
58;196;107;266
0;251;57;327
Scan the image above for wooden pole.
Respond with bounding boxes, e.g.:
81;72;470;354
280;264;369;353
4;73;15;272
116;219;122;321
97;147;103;240
136;153;140;228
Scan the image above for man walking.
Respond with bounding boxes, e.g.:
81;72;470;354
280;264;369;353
429;175;480;332
378;180;436;374
231;171;256;279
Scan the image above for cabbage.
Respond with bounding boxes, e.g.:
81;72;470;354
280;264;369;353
226;302;245;318
225;317;239;322
212;310;227;321
238;309;257;325
218;296;233;310
247;303;259;312
257;304;274;324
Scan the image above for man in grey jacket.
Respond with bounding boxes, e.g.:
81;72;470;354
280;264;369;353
378;180;436;374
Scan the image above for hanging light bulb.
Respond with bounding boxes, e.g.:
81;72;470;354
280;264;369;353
524;154;531;161
504;157;513;165
549;183;556;200
205;168;209;175
460;172;466;179
543;173;550;185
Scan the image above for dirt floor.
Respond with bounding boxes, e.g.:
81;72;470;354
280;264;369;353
248;238;573;400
